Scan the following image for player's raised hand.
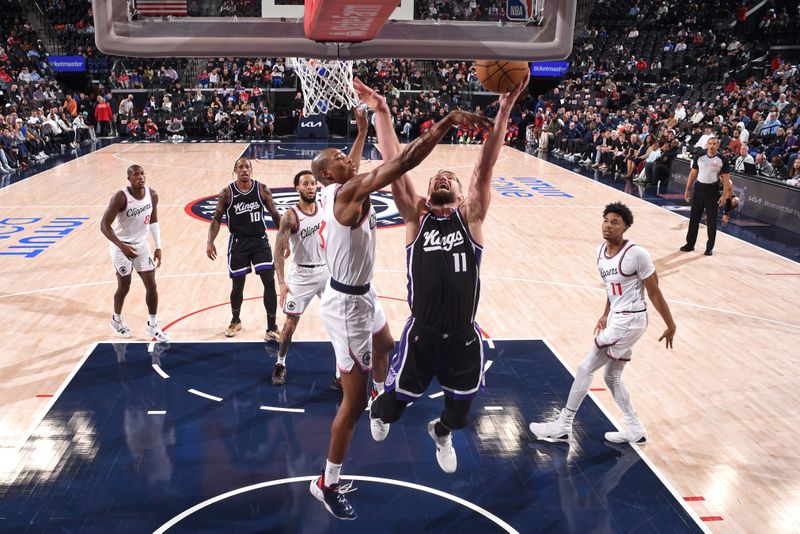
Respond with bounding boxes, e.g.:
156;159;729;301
206;242;217;261
355;105;368;133
499;71;530;109
353;78;388;112
449;110;492;130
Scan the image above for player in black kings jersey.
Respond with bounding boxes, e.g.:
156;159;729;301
206;157;282;340
366;73;530;473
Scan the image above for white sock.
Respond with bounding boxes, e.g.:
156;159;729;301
113;313;121;322
374;381;384;394
148;315;157;326
277;355;286;366
559;408;576;425
324;460;342;487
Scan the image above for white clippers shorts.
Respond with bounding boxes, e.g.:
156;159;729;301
320;282;381;374
283;264;328;315
593;310;649;361
110;240;154;276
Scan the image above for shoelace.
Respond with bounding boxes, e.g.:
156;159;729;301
335;481;358;495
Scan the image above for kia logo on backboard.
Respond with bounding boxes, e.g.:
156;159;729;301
185;187;405;230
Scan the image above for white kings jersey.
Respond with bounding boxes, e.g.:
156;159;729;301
114;186;152;244
320;183;377;286
288;203;325;266
597;240;655;313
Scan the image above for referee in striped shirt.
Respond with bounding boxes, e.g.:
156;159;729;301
680;137;732;256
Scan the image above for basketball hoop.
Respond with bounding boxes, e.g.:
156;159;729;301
288;58;361;116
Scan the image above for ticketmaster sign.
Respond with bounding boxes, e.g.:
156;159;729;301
530;61;570;77
49;56;86;73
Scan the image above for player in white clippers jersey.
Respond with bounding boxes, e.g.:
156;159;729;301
101;165;169;342
529;202;676;444
308;86;489;521
272;155;394;391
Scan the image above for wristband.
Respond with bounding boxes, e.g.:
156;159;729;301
149;222;162;249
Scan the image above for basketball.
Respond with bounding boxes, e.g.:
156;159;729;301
475;60;530;93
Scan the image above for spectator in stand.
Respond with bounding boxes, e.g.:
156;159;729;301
770;155;788;180
259;107;275;139
166;117;185;141
734;145;754;172
118;94;134;135
73;112;92;144
271;60;285;88
786;158;800;187
755;152;773;177
144;117;159;142
63;94;78;118
127;117;141;140
95;95;113;137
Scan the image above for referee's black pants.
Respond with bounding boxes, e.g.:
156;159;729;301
685;181;720;252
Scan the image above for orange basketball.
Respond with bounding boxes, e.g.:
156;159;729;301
475;60;529;93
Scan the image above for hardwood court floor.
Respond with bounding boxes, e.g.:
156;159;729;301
0;142;798;532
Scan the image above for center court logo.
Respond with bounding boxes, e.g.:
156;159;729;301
185;187;405;230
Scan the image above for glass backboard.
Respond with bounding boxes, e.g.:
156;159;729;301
94;0;576;61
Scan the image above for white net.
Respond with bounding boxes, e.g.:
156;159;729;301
288;58;361;116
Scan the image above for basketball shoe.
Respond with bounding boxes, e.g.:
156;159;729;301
225;321;241;337
368;389;390;442
529;408;574;442
605;416;647;444
264;328;280;342
110;316;132;338
146;322;170;343
309;476;357;520
271;363;286;386
428;419;457;473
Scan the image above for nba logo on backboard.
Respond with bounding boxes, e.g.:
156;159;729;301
507;0;532;21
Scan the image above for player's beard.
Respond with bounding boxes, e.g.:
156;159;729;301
429;189;456;205
300;192;316;203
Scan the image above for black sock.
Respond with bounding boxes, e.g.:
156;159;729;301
434;421;450;438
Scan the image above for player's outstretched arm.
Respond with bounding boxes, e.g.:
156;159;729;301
274;208;297;309
339;110;491;208
350;106;368;174
206;186;230;261
464;73;529;224
643;271;677;349
354;78;420;222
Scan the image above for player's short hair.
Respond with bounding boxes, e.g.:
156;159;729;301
127;164;143;176
294;170;314;187
603;202;634;227
234;157;252;169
